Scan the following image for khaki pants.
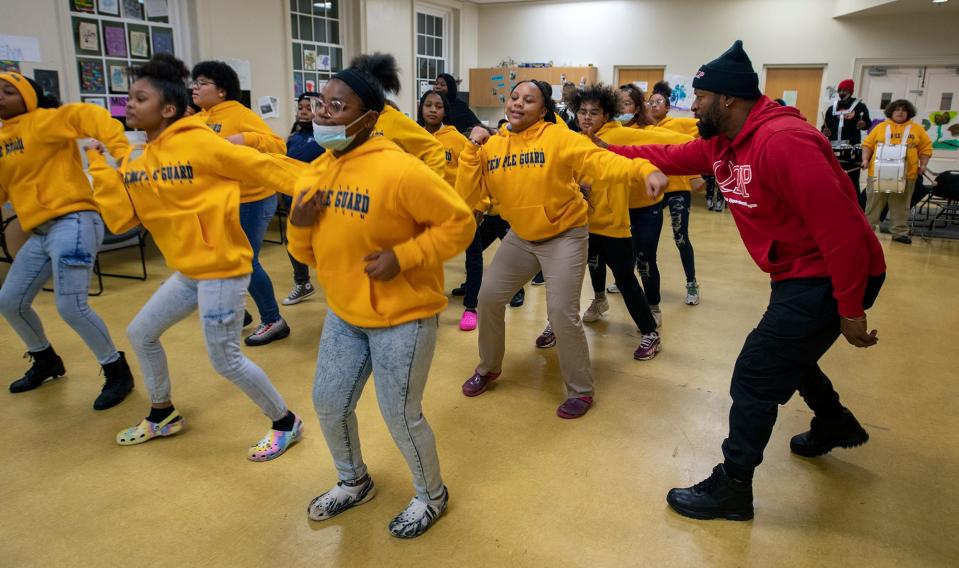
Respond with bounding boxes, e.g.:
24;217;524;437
476;225;593;398
865;178;916;237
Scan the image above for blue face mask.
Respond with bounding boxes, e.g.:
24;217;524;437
614;113;634;123
312;111;371;151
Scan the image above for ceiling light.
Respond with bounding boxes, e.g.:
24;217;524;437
932;0;948;4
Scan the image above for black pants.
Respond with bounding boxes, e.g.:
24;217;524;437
593;204;664;305
722;274;885;481
587;233;658;334
463;215;512;310
280;194;311;284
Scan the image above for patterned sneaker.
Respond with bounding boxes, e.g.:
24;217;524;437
282;282;315;305
116;410;184;446
462;370;501;397
633;331;662;361
244;318;291;346
557;396;593;419
685;281;701;306
248;414;303;462
389;487;449;539
307;477;377;521
582;297;609;323
606;284;620;294
535;323;556;348
650;305;663;329
459;310;478;331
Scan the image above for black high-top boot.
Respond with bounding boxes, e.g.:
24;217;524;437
9;346;66;393
790;408;869;458
93;351;134;410
666;464;754;521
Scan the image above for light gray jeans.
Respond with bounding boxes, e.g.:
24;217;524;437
126;272;288;420
312;310;444;502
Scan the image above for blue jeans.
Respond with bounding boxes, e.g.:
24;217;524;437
664;191;696;283
0;211;119;364
630;204;665;306
239;195;281;324
312;310;444;502
126;272;288;420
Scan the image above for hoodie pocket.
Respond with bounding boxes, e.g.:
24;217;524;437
512;205;557;240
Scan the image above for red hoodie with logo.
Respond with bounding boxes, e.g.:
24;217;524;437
608;96;885;318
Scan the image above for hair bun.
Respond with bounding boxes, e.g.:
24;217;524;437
652;80;671;99
348;52;401;95
137;52;189;84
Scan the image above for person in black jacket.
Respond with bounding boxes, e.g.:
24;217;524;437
822;79;871;208
433;73;480;133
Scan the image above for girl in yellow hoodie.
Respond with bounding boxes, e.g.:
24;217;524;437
0;71;135;410
348;53;446;177
191;60;290;347
286;61;474;538
456;79;668;419
85;54;304;462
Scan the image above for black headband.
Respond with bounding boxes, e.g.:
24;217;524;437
333;69;384;112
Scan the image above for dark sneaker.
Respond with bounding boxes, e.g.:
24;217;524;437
389;487;448;539
790;408;869;458
531;272;545;286
509;288;525;307
666;464;754;521
535;323;556;349
557;396;593;419
307;477;376;521
462;370;501;397
282;282;315;305
633;331;662;361
892;235;912;244
94;351;134;410
451;282;466;296
9;346;66;393
243;310;254;328
244;318;291;346
685;281;701;306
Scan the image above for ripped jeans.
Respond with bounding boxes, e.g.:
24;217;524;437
664;191;697;283
126;272;288;420
0;211;120;364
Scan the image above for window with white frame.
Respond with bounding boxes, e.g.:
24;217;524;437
415;5;451;101
67;0;177;125
289;0;344;97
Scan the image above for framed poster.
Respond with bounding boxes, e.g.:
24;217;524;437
103;22;127;57
150;26;173;55
128;25;150;59
0;60;21;73
77;58;106;93
107;61;129;93
83;96;107;110
293;72;304;98
109;95;128;118
303;49;317;71
33;69;61;102
98;0;120;16
71;0;96;13
122;0;144;20
72;17;102;56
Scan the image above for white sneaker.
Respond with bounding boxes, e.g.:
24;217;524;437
685;281;701;306
388;487;449;539
282;282;315;305
307;477;376;521
582;297;610;323
650;304;663;329
606;284;620;294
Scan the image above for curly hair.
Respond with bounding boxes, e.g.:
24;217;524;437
884;99;917;120
135;53;190;119
191;60;241;101
570;82;618;118
348;52;401;95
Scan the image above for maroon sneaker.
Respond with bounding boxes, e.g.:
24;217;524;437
535;323;556;349
461;370;501;397
557;396;593;419
633;331;662;361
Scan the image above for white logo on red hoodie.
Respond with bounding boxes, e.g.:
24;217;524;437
713;160;756;207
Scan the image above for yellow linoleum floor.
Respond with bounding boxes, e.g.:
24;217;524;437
1;198;957;567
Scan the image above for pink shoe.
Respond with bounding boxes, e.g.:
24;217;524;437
459;310;478;331
462;370;501;397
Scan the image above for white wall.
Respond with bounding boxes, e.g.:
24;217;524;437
475;0;959;123
2;0;78;100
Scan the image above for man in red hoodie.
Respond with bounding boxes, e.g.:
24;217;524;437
601;41;887;521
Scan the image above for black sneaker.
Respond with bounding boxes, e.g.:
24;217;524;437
531;272;545;286
243;310;254;328
891;235;912;245
509;288;525;307
282;282;315;305
790;408;869;458
451;282;466;296
666;464;754;521
94;351;134;410
9;346;66;393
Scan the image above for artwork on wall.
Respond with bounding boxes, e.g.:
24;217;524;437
82;96;108;109
78;58;106;93
303;49;317;71
664;74;695;111
71;0;96;13
73;18;102;56
926;111;959;151
0;60;21;72
122;0;144;20
129;27;150;59
109;95;128;118
33;69;61;102
151;27;173;55
98;0;120;16
108;62;129;93
103;22;127;57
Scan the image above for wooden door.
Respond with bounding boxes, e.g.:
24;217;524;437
764;67;824;126
616;67;665;92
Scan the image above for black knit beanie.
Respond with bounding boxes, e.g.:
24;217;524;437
691;40;761;98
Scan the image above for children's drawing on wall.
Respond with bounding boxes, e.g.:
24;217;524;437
665;74;695;111
925;111;958;151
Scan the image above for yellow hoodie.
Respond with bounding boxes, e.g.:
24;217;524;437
456;120;660;242
656;116;700;138
86;119;303;280
432;124;470;187
287;136;474;328
372;105;446;177
0;103;128;231
862;119;933;180
195;100;286;203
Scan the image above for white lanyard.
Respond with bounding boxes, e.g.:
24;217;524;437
831;98;860;141
884;123;911;147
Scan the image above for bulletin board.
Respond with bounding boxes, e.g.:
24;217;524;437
468;66;598;108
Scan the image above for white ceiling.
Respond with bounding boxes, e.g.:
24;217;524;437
468;0;959;13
